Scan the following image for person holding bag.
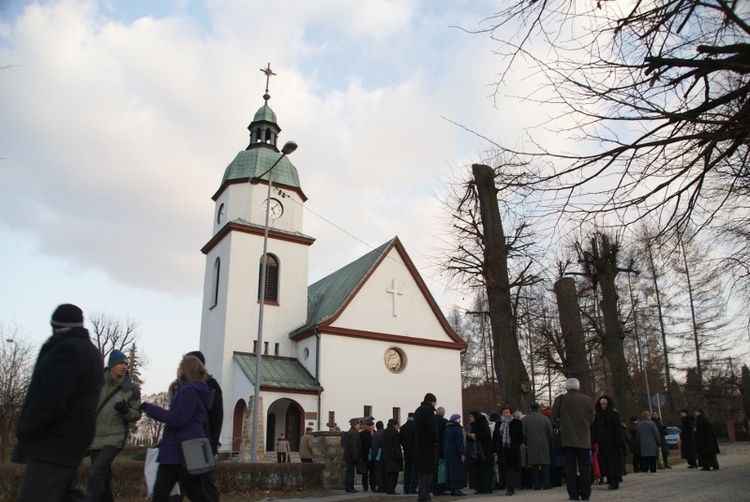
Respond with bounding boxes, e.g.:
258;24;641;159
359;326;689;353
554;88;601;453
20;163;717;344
140;355;215;502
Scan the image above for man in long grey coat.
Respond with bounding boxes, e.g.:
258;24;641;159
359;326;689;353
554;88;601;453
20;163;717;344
552;378;594;501
522;402;553;490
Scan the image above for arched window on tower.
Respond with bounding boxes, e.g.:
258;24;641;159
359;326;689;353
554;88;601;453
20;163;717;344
210;257;221;308
258;254;279;304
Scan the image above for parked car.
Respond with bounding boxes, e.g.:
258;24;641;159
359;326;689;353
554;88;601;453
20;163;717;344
665;426;681;449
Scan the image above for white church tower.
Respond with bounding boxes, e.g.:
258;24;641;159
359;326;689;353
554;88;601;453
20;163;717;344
198;67;466;458
198;70;315;453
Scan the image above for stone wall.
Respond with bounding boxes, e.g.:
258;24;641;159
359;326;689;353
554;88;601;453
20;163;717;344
312;431;346;489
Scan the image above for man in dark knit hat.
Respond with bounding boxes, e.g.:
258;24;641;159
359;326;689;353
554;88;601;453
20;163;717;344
14;304;104;502
87;348;141;502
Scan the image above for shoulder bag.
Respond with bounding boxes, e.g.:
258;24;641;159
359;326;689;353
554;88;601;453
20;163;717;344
180;398;215;475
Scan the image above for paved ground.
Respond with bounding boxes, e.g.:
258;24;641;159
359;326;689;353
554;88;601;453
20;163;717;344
258;442;750;501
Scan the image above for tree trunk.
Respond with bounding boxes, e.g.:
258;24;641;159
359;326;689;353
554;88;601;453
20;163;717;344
472;164;532;405
554;277;594;397
586;233;635;420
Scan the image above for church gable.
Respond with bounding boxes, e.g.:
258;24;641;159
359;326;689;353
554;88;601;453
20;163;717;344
291;237;464;349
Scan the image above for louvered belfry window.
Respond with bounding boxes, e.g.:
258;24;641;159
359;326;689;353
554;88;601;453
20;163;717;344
258;254;279;303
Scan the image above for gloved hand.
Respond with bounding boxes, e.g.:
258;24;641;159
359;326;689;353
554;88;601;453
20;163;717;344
138;402;149;412
114;399;129;415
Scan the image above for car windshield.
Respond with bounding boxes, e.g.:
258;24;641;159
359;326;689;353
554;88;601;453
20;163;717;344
666;427;681;435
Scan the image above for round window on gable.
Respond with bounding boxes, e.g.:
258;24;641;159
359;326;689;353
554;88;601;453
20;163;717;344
303;347;310;360
384;347;406;373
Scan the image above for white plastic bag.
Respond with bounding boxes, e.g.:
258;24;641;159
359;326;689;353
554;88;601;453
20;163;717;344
144;447;180;498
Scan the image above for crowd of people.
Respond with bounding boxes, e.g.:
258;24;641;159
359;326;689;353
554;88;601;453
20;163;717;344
12;303;723;502
344;379;723;501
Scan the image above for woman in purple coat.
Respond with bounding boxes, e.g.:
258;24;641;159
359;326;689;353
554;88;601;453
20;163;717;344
140;355;215;502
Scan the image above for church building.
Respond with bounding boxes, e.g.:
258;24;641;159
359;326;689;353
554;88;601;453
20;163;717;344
198;76;466;457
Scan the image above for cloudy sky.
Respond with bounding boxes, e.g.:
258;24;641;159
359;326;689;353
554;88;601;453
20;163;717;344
1;0;549;394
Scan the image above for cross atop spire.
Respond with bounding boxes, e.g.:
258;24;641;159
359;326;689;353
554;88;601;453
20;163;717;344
260;63;276;103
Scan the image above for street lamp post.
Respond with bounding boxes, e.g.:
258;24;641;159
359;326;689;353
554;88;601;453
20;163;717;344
248;140;297;462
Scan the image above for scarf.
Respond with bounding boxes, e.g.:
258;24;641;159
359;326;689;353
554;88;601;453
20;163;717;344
500;415;512;447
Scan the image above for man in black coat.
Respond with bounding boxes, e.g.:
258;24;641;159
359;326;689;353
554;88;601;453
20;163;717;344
400;413;417;494
414;392;439;502
359;421;375;491
382;419;403;494
13;304;104;502
187;350;224;502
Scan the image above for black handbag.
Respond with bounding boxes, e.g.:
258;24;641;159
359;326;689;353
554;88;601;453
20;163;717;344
467;439;484;462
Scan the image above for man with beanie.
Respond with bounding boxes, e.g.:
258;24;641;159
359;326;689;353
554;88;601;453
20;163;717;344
88;349;142;502
187;350;224;502
13;304;104;502
414;393;439;502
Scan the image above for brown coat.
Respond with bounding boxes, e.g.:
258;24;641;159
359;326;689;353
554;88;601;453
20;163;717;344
551;389;594;449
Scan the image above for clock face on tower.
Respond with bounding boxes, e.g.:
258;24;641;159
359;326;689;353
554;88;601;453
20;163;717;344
263;198;284;219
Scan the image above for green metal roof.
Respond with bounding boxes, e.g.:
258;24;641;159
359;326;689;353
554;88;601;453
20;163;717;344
233;353;321;392
290;238;396;338
253;103;277;124
221;148;301;188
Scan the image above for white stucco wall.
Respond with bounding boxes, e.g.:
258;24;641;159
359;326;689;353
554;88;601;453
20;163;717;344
317;335;463;426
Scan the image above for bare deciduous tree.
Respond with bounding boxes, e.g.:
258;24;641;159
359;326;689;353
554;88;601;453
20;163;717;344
0;326;35;461
464;1;750;236
137;391;170;445
88;312;141;360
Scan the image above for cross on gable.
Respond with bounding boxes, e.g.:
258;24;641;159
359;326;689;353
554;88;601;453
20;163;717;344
386;279;403;317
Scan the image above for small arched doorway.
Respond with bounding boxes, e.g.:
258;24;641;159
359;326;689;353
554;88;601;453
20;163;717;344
267;398;304;451
232;399;247;453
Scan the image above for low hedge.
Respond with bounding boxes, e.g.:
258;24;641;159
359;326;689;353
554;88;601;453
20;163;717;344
0;458;324;502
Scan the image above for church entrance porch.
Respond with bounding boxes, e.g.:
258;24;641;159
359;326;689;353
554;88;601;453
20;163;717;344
267;398;303;451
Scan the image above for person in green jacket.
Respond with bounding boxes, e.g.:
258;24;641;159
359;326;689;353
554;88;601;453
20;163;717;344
87;349;142;502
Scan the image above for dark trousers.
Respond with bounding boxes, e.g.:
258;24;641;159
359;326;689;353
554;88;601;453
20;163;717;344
276;452;287;463
530;464;551;490
344;461;357;491
204;471;220;502
88;446;120;502
417;472;433;502
361;460;373;490
632;453;641;472
18;461;80;502
403;459;417;493
153;464;208;502
384;471;399;494
640;455;657;473
373;461;385;492
563;447;591;501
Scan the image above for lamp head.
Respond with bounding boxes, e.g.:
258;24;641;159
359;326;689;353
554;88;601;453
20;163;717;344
281;141;298;155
